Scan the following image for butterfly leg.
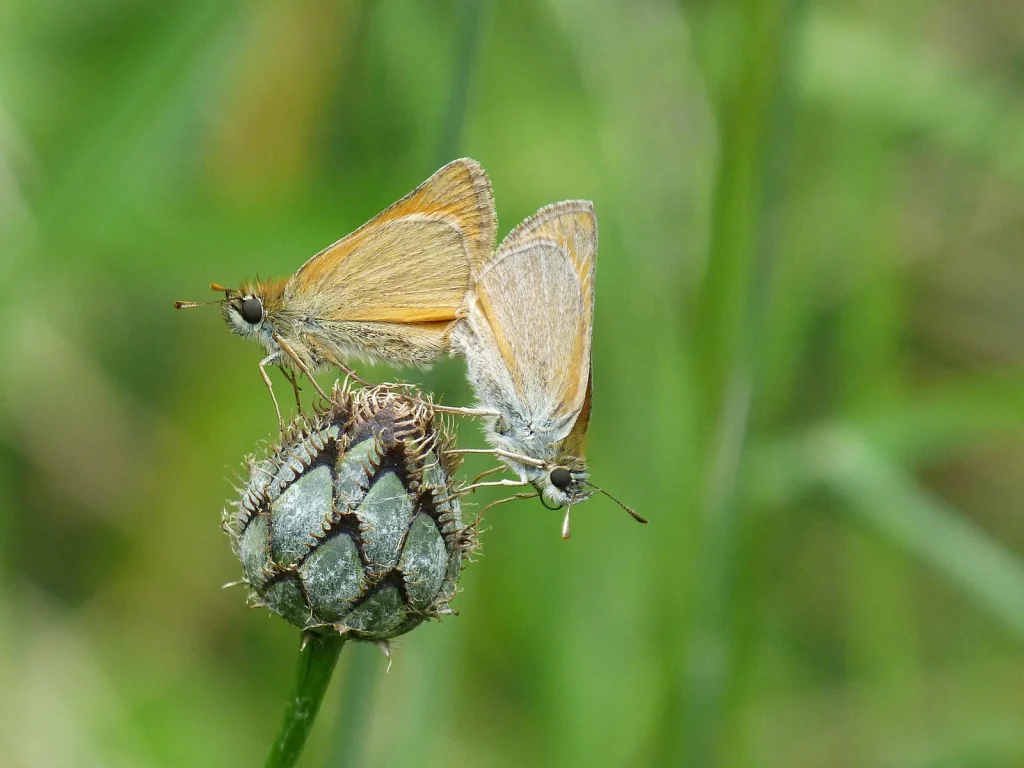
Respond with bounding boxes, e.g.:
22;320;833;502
446;448;504;458
468;464;507;486
432;405;502;418
468;492;538;529
271;332;329;402
281;366;304;413
444;447;548;469
430;463;510;503
334;359;369;387
258;356;285;436
432;477;528;508
312;347;370;387
458;478;529;494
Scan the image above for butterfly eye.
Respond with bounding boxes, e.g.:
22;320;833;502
550;467;572;490
240;298;263;324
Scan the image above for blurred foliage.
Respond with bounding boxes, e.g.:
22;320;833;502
1;0;1023;766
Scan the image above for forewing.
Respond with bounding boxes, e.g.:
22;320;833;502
473;200;596;438
285;158;497;323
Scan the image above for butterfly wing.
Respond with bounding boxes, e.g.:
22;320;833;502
285;158;496;325
461;200;596;444
559;365;593;460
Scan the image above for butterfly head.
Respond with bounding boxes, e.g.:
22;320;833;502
218;280;272;336
175;280;287;356
531;455;647;540
535;458;592;509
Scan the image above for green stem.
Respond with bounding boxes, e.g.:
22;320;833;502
265;632;347;768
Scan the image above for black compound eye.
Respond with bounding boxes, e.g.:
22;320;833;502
240;298;263;324
550;467;572;490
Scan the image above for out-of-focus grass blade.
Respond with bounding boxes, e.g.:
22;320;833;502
808;426;1024;640
672;1;804;765
435;0;493;167
327;642;377;768
856;373;1024;466
753;373;1024;508
39;2;240;237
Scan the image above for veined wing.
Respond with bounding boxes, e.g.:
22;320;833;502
474;200;596;436
286;158;496;324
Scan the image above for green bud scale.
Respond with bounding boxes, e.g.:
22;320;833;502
223;383;474;642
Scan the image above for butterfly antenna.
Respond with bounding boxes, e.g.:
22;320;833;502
584;481;648;525
173;298;221;309
174;283;234;309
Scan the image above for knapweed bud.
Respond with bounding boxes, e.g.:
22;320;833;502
223;383;473;641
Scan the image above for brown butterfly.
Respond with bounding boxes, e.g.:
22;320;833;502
176;158;497;430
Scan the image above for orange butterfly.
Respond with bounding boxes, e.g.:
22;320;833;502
176;158;497;429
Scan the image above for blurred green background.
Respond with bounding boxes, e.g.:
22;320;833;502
2;1;1024;766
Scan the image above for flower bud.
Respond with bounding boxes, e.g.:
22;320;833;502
223;383;473;641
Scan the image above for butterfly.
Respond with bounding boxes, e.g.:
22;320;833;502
175;158;497;431
450;200;646;538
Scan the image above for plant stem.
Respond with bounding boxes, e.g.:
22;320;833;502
265;632;347;768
